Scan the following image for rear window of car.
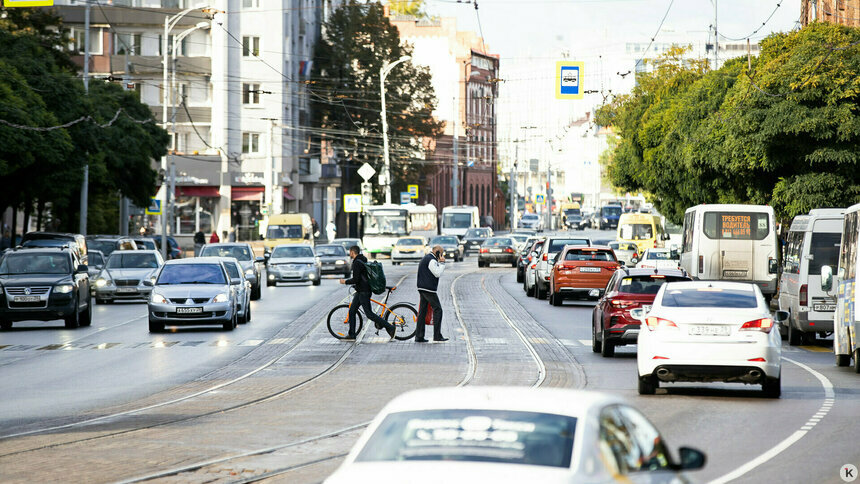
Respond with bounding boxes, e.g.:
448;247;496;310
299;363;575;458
465;229;491;238
564;249;615;261
618;276;690;294
548;239;589;253
808;233;841;274
646;251;672;260
355;409;577;468
661;287;758;308
485;238;513;247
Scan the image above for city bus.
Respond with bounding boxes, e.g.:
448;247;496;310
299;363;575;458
362;205;410;259
441;205;479;238
820;203;860;370
680;204;779;300
407;204;438;238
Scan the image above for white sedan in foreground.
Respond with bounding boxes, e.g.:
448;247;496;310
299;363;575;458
634;281;787;397
325;387;706;484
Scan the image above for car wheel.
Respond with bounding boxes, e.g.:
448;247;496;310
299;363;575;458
836;353;850;367
223;314;236;331
762;374;781;398
516;268;524;283
251;284;261;300
80;297;93;327
601;330;615;357
148;318;164;333
537;283;547;300
0;319;11;330
552;291;562;306
787;319;802;346
64;307;80;329
267;280;275;287
245;303;252;323
511;260;517;268
526;281;535;297
638;374;658;395
592;323;602;353
313;278;322;286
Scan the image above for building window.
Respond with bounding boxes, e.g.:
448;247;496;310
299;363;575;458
242;36;260;56
242;132;260;154
114;32;141;55
72;28;103;55
242;0;260;7
242;83;260;104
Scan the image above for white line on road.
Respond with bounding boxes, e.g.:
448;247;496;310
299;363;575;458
709;357;835;484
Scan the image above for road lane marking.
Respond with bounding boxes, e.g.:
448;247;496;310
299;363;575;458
578;339;592;346
709;357;834;484
239;339;264;346
798;345;831;353
267;338;294;345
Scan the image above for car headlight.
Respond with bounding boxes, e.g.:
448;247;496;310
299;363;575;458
55;284;74;294
151;293;167;304
213;293;229;303
95;278;108;287
335;260;345;265
603;217;608;222
244;268;254;276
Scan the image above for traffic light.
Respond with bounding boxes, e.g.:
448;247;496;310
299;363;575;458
361;182;373;205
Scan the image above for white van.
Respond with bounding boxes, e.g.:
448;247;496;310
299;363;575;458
778;209;844;345
441;206;479;238
679;204;779;299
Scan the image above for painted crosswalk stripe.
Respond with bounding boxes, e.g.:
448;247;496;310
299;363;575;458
239;339;264;346
559;339;580;346
267;338;294;345
483;337;506;344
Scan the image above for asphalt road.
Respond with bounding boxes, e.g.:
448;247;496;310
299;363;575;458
0;230;857;483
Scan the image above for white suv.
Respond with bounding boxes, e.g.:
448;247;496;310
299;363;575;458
533;236;591;300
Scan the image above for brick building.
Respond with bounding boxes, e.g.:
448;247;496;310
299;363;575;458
801;0;860;27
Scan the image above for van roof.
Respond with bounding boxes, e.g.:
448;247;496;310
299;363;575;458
685;204;774;214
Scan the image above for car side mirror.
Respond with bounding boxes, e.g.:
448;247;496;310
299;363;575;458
76;264;88;273
629;308;646;321
820;265;833;292
618;260;625;267
231;277;242;285
677;446;706;471
255;256;265;263
768;258;778;274
774;310;789;323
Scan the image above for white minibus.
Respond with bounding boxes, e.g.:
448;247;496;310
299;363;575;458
680;204;779;299
441;206;479;238
820;203;860;370
778;209;844;345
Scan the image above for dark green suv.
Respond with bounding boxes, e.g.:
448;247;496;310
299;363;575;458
0;248;92;329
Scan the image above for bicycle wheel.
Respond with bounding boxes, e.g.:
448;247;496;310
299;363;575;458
327;304;363;339
386;302;418;341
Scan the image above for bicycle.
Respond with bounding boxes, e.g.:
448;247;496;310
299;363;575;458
326;285;418;340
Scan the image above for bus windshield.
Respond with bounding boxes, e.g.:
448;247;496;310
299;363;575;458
443;212;473;229
620;223;654;240
364;210;408;235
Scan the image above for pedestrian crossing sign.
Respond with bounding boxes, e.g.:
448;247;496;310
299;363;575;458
535;194;545;204
344;194;362;213
145;197;162;215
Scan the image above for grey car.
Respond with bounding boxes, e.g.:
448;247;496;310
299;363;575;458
94;250;163;303
199;243;264;300
315;244;351;277
429;235;464;262
87;250;106;292
221;257;252;324
266;244;321;286
147;257;238;332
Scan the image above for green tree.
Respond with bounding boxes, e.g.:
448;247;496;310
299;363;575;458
312;1;442;203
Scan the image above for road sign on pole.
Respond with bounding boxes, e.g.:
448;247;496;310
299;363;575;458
344;194;362;213
400;192;411;205
555;61;584;100
145;197;162;215
407;184;418;199
357;163;376;182
535;194;545;204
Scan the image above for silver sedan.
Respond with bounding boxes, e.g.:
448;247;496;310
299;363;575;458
94;250;163;303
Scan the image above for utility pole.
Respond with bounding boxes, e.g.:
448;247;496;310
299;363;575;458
713;0;719;70
380;56;410;205
452;96;459;206
546;164;552;230
79;1;91;235
511;142;519;230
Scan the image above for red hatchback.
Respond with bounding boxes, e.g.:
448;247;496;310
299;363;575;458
591;268;692;357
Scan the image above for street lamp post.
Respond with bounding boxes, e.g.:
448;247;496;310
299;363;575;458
380;55;410;205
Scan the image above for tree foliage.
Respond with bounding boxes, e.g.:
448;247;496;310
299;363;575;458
595;23;860;223
312;1;442;201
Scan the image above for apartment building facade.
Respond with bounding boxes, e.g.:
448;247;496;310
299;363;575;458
802;0;860;27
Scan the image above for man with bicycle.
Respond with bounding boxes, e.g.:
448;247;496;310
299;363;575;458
339;246;397;341
415;245;447;343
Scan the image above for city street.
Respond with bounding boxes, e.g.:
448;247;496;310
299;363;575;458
0;229;857;483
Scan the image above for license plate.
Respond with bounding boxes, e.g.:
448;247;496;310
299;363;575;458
723;270;747;278
176;307;203;314
813;303;836;312
491;248;503;253
688;325;731;336
116;287;137;293
14;296;41;302
579;267;601;273
286;271;300;277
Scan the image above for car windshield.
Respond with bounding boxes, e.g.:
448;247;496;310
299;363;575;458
334;240;359;250
0;253;70;275
661;287;758;308
316;245;347;256
602;206;622;216
267;224;303;239
465;229;490;238
200;245;252;261
88;253;105;267
107;253;159;269
809;233;841;274
485;238;513;247
564;249;615;261
522;214;539;220
87;239;118;255
443;212;473;229
398;238;424;247
548;239;589;253
564;209;581;217
619;223;654;240
646;251;672;260
355;409;577;468
271;246;314;258
365;211;409;235
618;275;689;294
156;264;226;285
430;236;459;245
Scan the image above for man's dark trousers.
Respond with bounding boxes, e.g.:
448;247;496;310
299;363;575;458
415;290;443;340
348;291;393;336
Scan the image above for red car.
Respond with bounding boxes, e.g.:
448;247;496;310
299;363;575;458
591;268;692;357
548;246;619;306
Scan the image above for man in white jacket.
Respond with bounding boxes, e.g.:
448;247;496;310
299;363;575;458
415;245;447;342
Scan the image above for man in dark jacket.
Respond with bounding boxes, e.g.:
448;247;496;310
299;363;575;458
415;245;447;342
339;246;396;340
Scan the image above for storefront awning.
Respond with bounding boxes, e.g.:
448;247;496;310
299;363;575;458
232;186;264;202
283;188;296;201
176;186;220;198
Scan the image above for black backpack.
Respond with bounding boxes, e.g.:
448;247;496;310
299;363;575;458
361;260;387;295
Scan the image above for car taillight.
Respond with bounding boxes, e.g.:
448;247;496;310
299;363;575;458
799;284;808;307
480;248;489;253
610;300;637;308
645;316;678;330
542;254;548;261
698;255;703;274
505;248;514;253
740;318;774;333
653;240;658;248
530;264;536;269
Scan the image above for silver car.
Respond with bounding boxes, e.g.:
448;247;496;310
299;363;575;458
199;243;264;300
266;244;321;286
94;250;163;303
608;241;640;267
147;257;238;332
220;257;252;324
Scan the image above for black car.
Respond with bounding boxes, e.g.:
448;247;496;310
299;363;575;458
22;232;88;264
314;244;352;277
429;235;464;262
478;237;519;268
154;235;183;260
462;228;493;254
0;248;92;329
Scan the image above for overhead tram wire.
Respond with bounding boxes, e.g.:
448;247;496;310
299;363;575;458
634;0;675;69
0;108;154;131
717;1;783;41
